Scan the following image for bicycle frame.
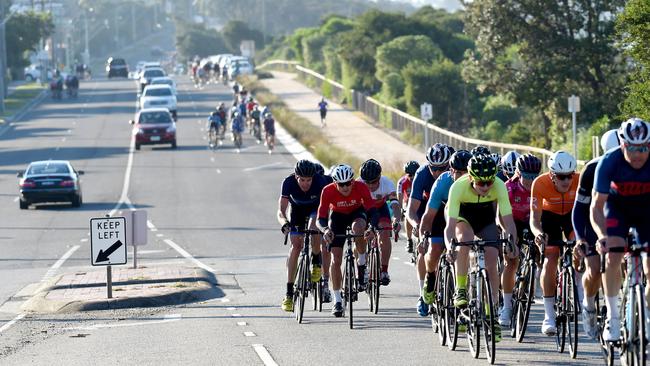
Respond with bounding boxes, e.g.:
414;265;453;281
334;228;365;329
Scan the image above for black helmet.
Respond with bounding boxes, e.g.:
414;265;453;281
450;150;472;171
403;160;420;176
313;162;325;175
468;154;497;181
471;145;490;157
294;159;316;177
360;159;382;181
516;154;542;174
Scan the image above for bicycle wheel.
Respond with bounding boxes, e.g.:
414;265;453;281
556;270;567;353
370;247;380;314
624;285;646;366
480;270;496;364
433;262;447;346
346;256;355;329
467;279;481;359
566;268;579;359
296;255;309;323
208;128;216;147
514;261;536;342
444;266;459;350
311;277;319;311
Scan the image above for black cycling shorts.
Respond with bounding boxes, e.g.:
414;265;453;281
289;205;317;232
328;207;367;248
459;202;496;235
541;211;573;246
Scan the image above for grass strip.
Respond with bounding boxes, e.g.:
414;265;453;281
0;83;46;123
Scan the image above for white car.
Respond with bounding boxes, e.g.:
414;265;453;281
140;85;177;120
149;77;177;95
139;67;166;92
24;65;52;81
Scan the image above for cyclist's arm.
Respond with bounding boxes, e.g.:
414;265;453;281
500;213;518;246
388;195;401;222
406;198;421;228
590;192;608;240
277;197;290;226
420;205;438;238
316;189;331;232
529;180;544;239
572;164;594;242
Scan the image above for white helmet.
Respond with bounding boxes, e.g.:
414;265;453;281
501;151;520;176
547;150;577;174
426;143;453;166
331;164;354;183
618;117;650;145
600;129;620;153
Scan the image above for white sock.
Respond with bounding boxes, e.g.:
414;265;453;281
419;280;425;296
334;290;342;303
503;293;513;310
358;253;367;266
606;295;619;321
583;295;596;311
543;297;555;321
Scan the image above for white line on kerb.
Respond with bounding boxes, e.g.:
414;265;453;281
252;344;279;366
163;239;215;273
69;314;182;330
242;162;283;172
0;314;26;334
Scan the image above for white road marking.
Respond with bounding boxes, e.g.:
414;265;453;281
216;169;221;174
237;321;247;326
393;257;400;260
252;344;279;366
80;238;88;242
220;298;230;303
231;313;241;317
41;245;81;282
0;314;26;334
243;162;283;172
156;234;164;237
13;197;18;202
210;157;215;163
244;331;256;337
129;249;165;254
227;307;236;311
163;239;215;272
147;220;156;230
109;136;136;216
69;314;182;330
404;262;414;266
61;137;66;142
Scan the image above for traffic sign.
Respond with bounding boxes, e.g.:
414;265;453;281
420;103;433;121
90;217;127;266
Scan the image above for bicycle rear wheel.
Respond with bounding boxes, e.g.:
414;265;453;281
444;266;459;350
480;270;496;364
369;247;380;314
566;268;579;358
346;256;355;329
467;278;481;359
514;261;536;342
556;271;567;353
433;262;447;346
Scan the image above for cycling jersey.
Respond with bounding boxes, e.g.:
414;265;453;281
231;116;245;133
282;174;328;230
427;172;454;210
530;172;578;215
397;174;413;206
317;181;374;218
410;164;437;218
506;177;532;223
263;118;275;135
359;176;395;209
572;158;599;253
447;175;512;219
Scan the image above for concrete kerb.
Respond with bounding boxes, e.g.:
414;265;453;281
21;267;222;314
0;88;47;137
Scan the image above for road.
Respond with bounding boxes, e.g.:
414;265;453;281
0;76;605;365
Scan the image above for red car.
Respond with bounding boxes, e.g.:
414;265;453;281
131;108;177;150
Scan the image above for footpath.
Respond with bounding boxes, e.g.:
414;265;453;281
260;71;424;169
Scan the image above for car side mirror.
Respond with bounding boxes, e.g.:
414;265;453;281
16;172;23;178
129;120;135;125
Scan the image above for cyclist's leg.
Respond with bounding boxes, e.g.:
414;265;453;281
308;215;322;281
351;217;367;260
328;212;350;305
287;234;302;288
377;206;392;274
454;220;474;305
423;238;444;303
477;223;501;305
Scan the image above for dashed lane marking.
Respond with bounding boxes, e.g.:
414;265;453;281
237;321;247;326
252;344;279;366
163;238;215;273
244;331;256;337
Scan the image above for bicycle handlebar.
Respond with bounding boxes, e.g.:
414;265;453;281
451;238;508;250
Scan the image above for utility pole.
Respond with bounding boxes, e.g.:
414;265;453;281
0;5;6;114
83;10;89;65
131;3;136;43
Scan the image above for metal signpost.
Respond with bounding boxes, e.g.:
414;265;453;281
90;216;127;298
420;103;433;149
124;210;148;269
568;95;580;159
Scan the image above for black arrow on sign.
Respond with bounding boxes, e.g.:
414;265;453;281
96;240;123;263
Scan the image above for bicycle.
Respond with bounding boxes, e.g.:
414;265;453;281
509;230;539;342
552;239;579;358
335;227;366;329
284;227;322;324
452;237;509;365
601;234;647;366
366;226;395;314
232;129;243;150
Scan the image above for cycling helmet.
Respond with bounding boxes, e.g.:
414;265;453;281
471;145;490;156
468;154;497;181
403;160;420;176
618;118;650;145
294;159;316;177
600;129;620;153
501;151;520;176
331;164;354;183
449;150;472;171
516;153;542;174
360;159;382;181
313;163;325;176
547;150;577;174
426;143;452;166
490;153;502;169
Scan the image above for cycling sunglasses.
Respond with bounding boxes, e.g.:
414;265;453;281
624;143;650;153
366;178;380;185
337;181;353;187
428;165;448;172
553;173;574;181
520;172;539;181
474;179;494;187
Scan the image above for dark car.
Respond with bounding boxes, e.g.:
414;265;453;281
131;108;177;150
106;57;128;78
18;160;84;209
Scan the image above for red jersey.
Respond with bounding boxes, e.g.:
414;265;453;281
506;176;532;222
317;181;374;219
397;174;412;205
246;102;256;112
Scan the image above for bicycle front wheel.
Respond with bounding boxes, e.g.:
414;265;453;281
556;270;567;353
296;256;309;323
433;262;447;346
369;247;380;314
514;261;536;342
566;268;579;359
480;270;496;364
444;265;459;350
346;256;355;329
624;285;647;366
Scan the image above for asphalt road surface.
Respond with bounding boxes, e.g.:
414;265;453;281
0;76;606;365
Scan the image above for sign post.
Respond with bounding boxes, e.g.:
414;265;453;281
124;210;148;269
568;95;580;159
90;215;127;298
420;103;433;149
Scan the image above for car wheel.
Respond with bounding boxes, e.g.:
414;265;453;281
71;194;82;208
171;140;177;149
135;143;141;150
25;74;34;82
19;199;29;210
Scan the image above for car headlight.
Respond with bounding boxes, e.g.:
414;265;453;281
136;128;144;135
166;125;176;133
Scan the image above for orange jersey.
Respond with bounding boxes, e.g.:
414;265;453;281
530;172;579;215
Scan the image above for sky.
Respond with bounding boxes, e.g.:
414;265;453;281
401;0;464;12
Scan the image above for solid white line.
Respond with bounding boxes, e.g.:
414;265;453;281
163;239;215;272
41;245;81;281
252;344;279;366
0;314;26;334
244;331;256;337
69;314;182;330
237;321;247;326
13;197;18;202
109;135;136;216
220;298;230;303
242;162;283;172
231;313;241;317
80;238;88;242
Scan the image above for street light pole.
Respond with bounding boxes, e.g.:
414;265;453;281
0;5;7;114
568;95;581;159
83;10;90;65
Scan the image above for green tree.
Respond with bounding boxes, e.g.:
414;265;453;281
6;11;54;75
375;35;443;83
462;0;627;148
176;21;228;59
617;0;650;120
222;20;265;53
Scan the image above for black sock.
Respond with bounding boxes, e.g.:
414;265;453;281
312;253;322;266
286;282;294;296
425;272;436;292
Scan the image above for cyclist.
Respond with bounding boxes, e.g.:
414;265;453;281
222;64;229;82
500;153;542;325
445;154;518;343
317;164;378;317
207;109;224;138
591;118;650;341
250;104;262;140
530;150;579;336
572;129;620;339
421;150;471;305
318;97;328;127
232;82;240;97
501;151;521;180
278;160;330;311
263;112;275;153
490;153;507;182
358;159;402;285
397;160;420;253
407;143;454;316
231;111;245;146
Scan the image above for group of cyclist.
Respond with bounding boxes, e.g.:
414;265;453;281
276;116;650;356
207;83;275;152
190;59;227;87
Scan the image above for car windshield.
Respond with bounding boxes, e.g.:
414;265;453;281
152;80;173;86
143;69;164;78
139;112;172;124
110;59;126;66
27;163;70;175
144;88;171;97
